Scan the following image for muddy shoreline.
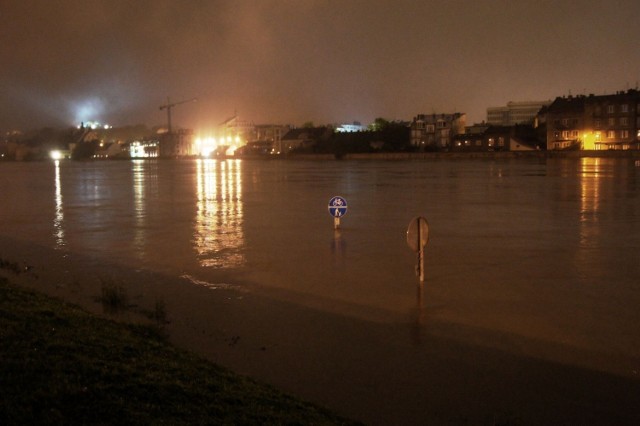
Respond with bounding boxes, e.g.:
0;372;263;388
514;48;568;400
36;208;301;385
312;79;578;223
2;234;639;425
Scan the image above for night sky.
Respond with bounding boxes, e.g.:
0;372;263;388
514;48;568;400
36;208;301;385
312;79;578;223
2;0;639;133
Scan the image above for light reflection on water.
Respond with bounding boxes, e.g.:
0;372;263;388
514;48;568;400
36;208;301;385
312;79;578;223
194;159;245;268
578;157;602;248
132;160;146;254
53;160;65;248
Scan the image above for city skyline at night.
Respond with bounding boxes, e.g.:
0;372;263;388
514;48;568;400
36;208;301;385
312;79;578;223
2;1;640;133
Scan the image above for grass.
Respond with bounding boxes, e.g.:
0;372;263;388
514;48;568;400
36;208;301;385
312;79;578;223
0;277;360;425
98;277;130;314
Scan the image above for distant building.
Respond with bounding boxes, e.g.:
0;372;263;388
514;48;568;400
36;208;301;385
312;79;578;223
487;101;551;126
543;89;640;150
159;129;195;157
251;124;291;154
452;124;540;152
220;114;254;145
130;140;160;158
93;141;127;159
410;113;466;150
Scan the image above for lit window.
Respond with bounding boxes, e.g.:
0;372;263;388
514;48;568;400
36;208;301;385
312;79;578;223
607;105;615;114
607;130;616;138
621;130;629;138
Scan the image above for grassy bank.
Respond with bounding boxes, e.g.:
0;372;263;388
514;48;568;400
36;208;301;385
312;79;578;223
0;277;359;425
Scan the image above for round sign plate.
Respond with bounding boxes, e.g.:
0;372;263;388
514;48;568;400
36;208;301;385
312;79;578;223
328;196;348;217
406;216;429;252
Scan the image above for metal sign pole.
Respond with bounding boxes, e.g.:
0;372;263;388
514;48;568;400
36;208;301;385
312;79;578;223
418;246;425;282
407;216;429;284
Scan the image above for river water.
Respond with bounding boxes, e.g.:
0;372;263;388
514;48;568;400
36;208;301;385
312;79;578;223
1;157;639;376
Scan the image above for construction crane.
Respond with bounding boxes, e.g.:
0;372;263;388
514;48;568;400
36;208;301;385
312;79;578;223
159;97;197;134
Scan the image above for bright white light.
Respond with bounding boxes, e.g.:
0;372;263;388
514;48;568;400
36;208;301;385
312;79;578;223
195;135;221;157
72;98;105;126
129;140;158;158
50;150;63;160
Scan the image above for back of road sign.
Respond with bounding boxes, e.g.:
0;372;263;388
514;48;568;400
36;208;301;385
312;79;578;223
406;216;429;252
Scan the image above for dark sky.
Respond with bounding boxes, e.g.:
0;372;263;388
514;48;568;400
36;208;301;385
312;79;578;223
2;0;639;133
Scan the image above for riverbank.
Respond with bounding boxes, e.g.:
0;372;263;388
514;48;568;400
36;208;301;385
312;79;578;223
2;235;640;425
0;276;359;425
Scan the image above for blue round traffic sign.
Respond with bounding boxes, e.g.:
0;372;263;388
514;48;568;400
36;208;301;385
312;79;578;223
328;196;348;217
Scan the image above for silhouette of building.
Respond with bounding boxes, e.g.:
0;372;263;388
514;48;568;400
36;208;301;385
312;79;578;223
452;124;540;152
280;127;333;153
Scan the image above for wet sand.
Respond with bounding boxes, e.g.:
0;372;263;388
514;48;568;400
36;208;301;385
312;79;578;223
2;235;639;425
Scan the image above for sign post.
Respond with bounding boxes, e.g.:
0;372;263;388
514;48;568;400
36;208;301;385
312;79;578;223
328;196;348;229
406;216;429;282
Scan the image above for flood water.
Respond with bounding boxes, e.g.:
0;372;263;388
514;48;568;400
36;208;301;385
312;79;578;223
1;157;639;377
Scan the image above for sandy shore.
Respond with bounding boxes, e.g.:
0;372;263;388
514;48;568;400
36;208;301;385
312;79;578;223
2;234;639;425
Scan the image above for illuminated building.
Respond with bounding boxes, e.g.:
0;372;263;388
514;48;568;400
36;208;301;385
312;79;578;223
544;89;640;150
129;140;159;158
410;113;466;150
220;114;253;145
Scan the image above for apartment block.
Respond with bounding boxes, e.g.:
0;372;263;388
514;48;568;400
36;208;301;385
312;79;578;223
544;89;640;150
410;113;466;150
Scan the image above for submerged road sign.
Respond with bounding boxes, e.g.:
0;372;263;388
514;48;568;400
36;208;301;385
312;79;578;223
328;196;348;217
406;216;429;252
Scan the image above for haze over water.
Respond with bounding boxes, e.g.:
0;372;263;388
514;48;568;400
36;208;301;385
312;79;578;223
1;157;639;378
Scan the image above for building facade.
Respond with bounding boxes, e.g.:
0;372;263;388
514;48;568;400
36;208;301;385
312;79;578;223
410;113;466;150
159;129;195;157
487;100;551;126
544;89;640;150
251;124;291;154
